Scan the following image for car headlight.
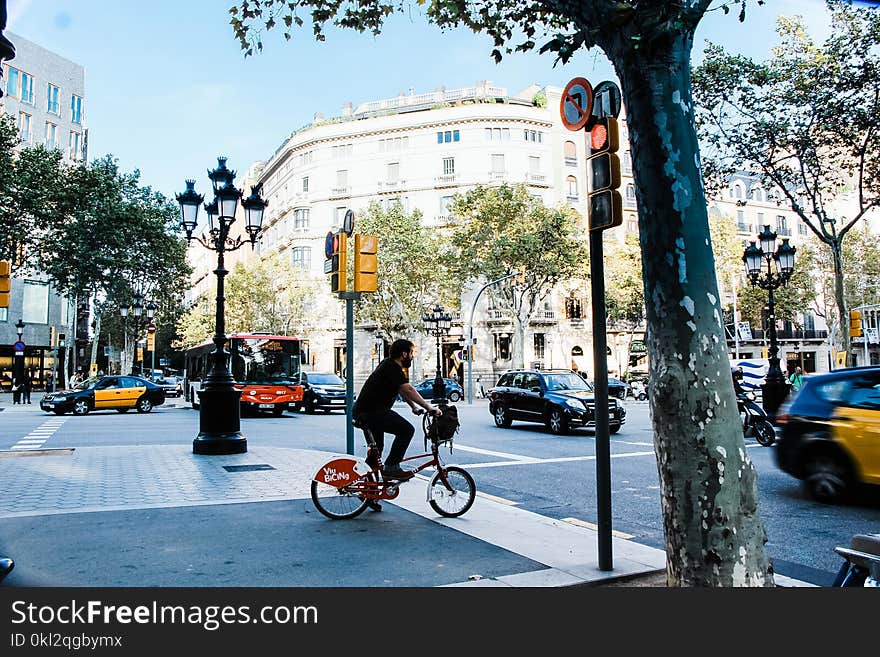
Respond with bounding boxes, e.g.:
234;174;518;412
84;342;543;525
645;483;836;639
564;398;585;410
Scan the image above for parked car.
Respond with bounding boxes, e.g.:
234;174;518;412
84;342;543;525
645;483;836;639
39;375;166;416
413;377;463;402
775;366;880;503
487;369;626;435
296;372;347;413
575;371;630;400
152;375;182;398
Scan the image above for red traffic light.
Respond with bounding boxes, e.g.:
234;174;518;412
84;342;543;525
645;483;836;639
589;117;619;155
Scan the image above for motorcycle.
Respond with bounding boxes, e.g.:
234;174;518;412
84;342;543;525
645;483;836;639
737;391;776;446
832;533;880;587
630;380;648;402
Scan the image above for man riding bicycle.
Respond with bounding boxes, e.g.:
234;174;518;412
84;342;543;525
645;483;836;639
353;339;442;509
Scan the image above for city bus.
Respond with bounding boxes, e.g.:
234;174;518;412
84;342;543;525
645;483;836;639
184;333;304;416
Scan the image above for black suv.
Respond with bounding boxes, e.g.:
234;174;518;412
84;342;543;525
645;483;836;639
487;369;626;435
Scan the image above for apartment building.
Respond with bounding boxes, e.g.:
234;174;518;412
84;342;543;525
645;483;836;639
0;33;86;389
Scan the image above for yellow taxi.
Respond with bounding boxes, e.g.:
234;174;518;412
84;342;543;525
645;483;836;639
776;366;880;503
40;375;166;416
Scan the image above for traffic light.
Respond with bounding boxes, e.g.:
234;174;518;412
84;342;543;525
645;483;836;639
0;259;10;309
850;310;863;337
50;326;56;347
353;234;378;293
58;333;66;348
330;232;347;293
587;117;622;232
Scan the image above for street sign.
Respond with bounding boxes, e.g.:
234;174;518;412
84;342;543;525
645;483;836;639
866;327;879;344
13;340;25;352
324;231;335;260
343;209;355;235
591;80;622;119
323;259;333;274
736;322;753;340
560;77;594;132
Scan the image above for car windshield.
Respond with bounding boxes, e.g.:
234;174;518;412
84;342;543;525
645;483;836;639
309;374;344;385
544;373;591;391
544;374;592;391
75;377;101;391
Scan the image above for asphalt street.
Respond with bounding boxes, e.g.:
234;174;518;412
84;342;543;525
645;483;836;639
2;394;877;584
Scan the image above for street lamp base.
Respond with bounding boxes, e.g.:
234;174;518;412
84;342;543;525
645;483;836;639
761;380;791;420
194;387;247;455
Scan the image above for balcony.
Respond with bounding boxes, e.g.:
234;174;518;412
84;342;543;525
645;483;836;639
623;197;637;210
776;227;792;236
488;171;507;182
329;186;350;199
564;156;578;167
378;179;406;193
567;194;580;203
486;309;513;325
529;310;557;325
526;173;549;187
434;174;458;188
729;329;828;341
737;223;751;233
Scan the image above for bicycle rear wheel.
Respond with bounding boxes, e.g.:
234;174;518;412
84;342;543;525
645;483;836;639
428;466;476;518
310;480;370;519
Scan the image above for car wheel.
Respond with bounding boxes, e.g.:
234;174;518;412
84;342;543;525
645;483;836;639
305;400;316;414
448;390;462;402
547;407;570;435
73;399;89;416
136;398;153;413
493;404;512;428
804;446;852;503
610;424;621;434
272;406;285;417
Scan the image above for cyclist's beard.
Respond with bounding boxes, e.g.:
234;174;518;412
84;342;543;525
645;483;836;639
401;355;413;368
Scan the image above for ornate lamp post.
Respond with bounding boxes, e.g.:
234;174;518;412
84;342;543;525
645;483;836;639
120;291;155;375
422;304;452;404
13;318;25;385
176;158;267;455
743;225;797;416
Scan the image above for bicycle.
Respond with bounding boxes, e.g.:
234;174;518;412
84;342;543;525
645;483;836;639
310;412;476;520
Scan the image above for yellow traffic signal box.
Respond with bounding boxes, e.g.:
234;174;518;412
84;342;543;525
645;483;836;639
0;259;10;309
850;310;863;337
50;326;56;347
354;234;379;293
330;232;347;293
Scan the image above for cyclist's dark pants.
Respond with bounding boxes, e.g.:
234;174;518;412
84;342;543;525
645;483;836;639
356;409;414;469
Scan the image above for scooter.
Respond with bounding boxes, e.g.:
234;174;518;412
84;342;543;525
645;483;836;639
630;380;648;402
737;391;776;446
832;533;880;587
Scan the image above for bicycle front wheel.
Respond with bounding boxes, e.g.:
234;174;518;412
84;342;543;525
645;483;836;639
429;466;476;518
310;480;370;520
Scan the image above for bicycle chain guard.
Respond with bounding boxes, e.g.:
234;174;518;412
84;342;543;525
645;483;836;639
313;457;370;488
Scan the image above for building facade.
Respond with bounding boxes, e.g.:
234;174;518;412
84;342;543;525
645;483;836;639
1;32;86;391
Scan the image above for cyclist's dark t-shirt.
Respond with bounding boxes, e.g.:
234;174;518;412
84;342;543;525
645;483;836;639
353;357;407;417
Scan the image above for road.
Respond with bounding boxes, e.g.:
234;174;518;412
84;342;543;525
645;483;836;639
3;395;878;584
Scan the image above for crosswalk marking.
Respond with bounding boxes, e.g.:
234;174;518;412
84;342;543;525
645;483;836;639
9;418;67;451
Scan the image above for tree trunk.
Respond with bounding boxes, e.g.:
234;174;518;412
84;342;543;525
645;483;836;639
611;35;773;586
512;313;526;369
830;240;850;359
89;292;100;371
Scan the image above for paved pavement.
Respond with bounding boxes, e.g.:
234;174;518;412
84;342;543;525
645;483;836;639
0;398;811;587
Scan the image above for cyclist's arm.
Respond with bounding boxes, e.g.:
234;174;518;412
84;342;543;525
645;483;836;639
398;383;440;415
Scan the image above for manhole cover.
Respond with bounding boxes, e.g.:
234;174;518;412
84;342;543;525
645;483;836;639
223;464;275;472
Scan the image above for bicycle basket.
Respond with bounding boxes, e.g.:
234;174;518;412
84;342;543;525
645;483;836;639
424;405;460;447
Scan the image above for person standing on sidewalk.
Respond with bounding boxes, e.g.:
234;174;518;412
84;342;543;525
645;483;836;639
22;369;32;404
353;338;442;481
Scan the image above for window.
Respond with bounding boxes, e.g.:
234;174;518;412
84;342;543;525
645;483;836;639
0;307;7;322
798;223;808;236
567;175;578;198
491;154;505;174
623;150;632;174
443;157;455;176
777;215;787;232
439;196;454;216
71;94;83;123
291;246;311;271
293;208;310;231
5;66;18;97
336;170;348;187
47;84;60;114
69;131;82;160
523;129;543;143
529;156;541;175
733;183;744;200
626;184;636;202
486;127;509;141
45;122;58;149
331;143;352;159
534;333;545;359
387;162;399;183
756;212;764;227
437;130;460;144
18;112;31;143
20;71;34;103
564;141;577;165
496;334;511;360
302;177;309;193
334;207;348;229
565;296;583;319
627;218;638;233
22;281;49;324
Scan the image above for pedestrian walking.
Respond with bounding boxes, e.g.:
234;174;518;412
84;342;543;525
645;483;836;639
22;369;32;404
788;366;805;392
11;375;21;404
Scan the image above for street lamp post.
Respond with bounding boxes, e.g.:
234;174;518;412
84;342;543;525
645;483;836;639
743;225;797;417
176;157;268;455
13;318;24;387
422;304;452;404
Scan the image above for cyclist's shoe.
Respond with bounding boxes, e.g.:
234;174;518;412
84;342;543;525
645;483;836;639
382;464;414;480
366;500;383;512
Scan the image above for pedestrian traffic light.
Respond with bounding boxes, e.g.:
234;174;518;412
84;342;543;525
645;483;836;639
850;310;863;337
0;259;10;309
353;234;378;293
50;326;56;347
58;333;66;348
587;117;622;232
330;231;347;293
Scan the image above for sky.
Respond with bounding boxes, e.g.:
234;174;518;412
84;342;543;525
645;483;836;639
5;0;836;202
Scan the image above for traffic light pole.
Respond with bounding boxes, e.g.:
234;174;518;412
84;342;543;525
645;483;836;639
338;291;361;455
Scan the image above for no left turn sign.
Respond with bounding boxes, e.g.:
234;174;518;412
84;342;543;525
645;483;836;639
560;77;594;131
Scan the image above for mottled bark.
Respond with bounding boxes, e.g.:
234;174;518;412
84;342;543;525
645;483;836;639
830;242;849;359
609;33;773;586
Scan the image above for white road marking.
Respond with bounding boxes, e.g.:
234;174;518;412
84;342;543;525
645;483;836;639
461;450;657;469
452;444;540;462
9;419;67;451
